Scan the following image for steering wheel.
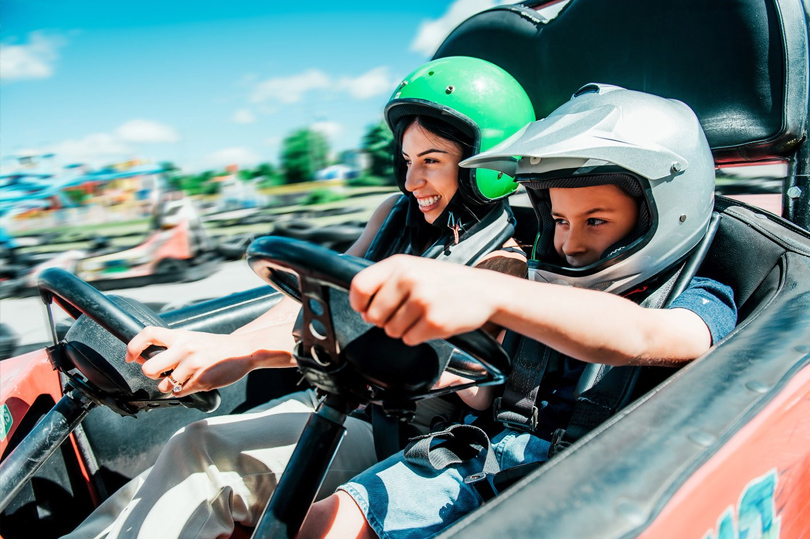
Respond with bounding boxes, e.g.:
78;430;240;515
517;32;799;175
246;237;511;406
38;268;220;415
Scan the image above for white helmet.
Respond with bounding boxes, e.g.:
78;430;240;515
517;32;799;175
461;84;715;294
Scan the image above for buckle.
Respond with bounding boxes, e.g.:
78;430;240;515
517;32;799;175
464;472;498;501
492;397;539;433
548;428;573;458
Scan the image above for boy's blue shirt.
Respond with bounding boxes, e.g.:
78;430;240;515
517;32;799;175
669;276;737;345
532;275;738;439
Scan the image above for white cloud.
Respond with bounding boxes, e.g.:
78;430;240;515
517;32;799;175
250;69;331;104
336;67;394;100
0;32;67;82
33;118;179;168
232;108;257;124
116;119;180;143
49;133;134;166
247;66;395;108
410;0;508;56
311;121;343;141
205;147;262;169
256;103;280;115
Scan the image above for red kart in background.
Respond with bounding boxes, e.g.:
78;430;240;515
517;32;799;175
2;1;810;538
15;198;218;297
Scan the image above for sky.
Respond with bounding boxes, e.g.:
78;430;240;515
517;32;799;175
1;0;512;174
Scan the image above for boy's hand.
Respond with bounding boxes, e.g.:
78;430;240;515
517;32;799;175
349;255;499;345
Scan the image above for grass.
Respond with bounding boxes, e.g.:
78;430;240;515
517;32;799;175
18;218;151;239
300;188;348;206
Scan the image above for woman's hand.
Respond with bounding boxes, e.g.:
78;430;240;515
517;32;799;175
434;370;495;410
126;296;299;396
127;327;275;396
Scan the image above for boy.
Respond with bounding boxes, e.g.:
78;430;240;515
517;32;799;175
297;85;737;539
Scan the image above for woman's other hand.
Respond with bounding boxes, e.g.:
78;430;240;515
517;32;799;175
127;328;267;396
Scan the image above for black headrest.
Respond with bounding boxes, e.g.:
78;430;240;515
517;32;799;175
434;0;808;164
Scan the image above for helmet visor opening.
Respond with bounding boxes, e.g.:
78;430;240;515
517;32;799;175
389;102;482;203
519;170;657;278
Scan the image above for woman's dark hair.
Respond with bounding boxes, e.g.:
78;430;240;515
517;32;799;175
391;115;475;193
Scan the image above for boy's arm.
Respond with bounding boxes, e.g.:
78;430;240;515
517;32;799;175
487;278;711;367
350;255;714;369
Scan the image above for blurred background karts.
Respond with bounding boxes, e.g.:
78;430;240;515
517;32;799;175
16;197;219;295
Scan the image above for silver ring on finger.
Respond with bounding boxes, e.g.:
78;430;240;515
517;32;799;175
166;374;184;394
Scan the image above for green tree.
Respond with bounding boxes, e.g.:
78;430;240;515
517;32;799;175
254;162;278;180
237;169;257;181
239;162;285;188
361;121;394;179
159;161;183;191
180;170;218;196
281;128;329;183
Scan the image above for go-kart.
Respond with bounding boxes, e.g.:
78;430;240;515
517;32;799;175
0;244;509;539
215;219;365;261
270;218;365;253
2;0;810;538
13;198;218;297
0;323;19;361
0;227;39;300
0;277;290;537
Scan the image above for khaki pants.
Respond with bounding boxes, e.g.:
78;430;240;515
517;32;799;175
63;390;376;539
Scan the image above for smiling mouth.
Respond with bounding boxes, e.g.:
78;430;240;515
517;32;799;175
417;195;441;209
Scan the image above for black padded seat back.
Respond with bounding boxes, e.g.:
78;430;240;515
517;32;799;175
434;0;808;164
509;204;539;250
698;204;784;322
699;197;810;323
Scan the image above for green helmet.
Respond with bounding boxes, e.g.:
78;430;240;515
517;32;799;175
385;56;535;204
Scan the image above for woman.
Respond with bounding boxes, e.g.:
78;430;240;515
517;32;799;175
64;56;535;539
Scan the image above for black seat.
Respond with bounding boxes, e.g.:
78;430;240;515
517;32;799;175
701;198;810;323
435;0;809;227
433;1;810;538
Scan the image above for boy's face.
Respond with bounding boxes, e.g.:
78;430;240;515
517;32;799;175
549;184;640;267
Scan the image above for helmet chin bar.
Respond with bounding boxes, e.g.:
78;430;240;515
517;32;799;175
528;263;644;295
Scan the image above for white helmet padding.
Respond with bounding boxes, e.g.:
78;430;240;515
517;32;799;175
461;84;715;294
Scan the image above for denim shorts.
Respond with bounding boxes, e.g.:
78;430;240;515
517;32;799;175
339;427;550;539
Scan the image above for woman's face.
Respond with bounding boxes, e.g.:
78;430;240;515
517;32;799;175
401;121;462;224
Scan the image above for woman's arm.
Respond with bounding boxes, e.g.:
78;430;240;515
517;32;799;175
128;301;300;395
130;195;403;395
344;194;401;257
436;374;493;410
434;240;528;410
